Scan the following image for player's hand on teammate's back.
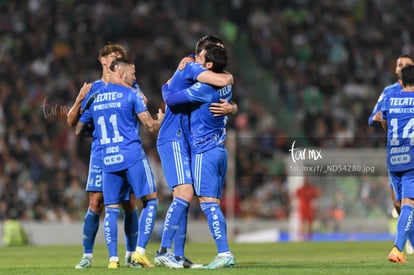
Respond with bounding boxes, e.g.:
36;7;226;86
210;99;233;117
177;56;195;70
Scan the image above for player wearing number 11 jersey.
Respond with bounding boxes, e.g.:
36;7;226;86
77;58;164;268
67;44;141;269
382;64;414;263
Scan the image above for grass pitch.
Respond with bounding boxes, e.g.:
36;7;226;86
0;241;413;274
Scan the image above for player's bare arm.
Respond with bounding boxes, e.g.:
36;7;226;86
176;56;234;88
137;109;164;133
67;82;92;127
198;71;233;87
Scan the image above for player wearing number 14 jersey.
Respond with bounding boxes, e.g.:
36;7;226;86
381;64;414;263
368;54;414;256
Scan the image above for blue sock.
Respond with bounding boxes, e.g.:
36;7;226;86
83;208;100;254
104;207;120;257
395;204;414;251
124;208;138;252
201;202;229;254
137;199;158;249
173;204;189;257
160;197;189;250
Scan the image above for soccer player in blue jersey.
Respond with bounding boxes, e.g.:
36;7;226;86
76;58;164;268
368;54;414;255
155;35;235;269
381;64;414;263
66;44;141;269
162;44;235;269
369;54;414;127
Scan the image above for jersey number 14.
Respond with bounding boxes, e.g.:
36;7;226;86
389;118;414;146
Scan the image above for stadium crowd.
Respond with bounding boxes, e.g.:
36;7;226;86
0;0;401;223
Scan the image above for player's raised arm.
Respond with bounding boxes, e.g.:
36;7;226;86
177;55;195;71
67;82;92;127
197;69;233;87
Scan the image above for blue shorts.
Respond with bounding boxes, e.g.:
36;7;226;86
192;146;227;198
102;158;156;205
157;140;193;190
86;154;103;192
389;168;414;202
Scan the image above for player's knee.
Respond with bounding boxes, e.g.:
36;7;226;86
173;185;194;202
121;199;137;211
89;203;104;213
89;193;104;212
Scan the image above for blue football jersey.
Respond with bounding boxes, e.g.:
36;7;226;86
82;82;148;172
382;91;414;172
369;82;401;126
163;82;232;154
79;80;105;159
157;62;206;145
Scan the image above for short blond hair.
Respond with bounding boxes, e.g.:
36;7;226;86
97;44;127;60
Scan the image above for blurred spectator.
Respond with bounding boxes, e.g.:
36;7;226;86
63;177;87;221
320;202;345;232
254;177;290;220
17;178;39;219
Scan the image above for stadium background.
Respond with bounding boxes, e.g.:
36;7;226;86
0;0;406;243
